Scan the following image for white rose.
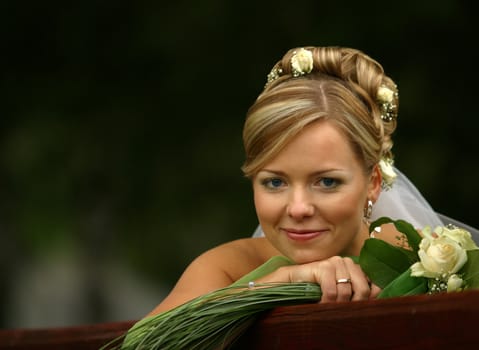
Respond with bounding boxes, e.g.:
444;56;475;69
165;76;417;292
437;226;479;251
378;158;397;187
411;235;467;278
447;274;464;292
291;48;313;77
377;86;394;103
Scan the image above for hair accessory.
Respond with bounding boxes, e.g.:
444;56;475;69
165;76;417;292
290;48;314;77
248;281;255;289
265;48;313;86
266;67;283;86
376;85;398;122
379;157;397;189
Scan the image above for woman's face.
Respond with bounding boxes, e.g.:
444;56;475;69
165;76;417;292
253;121;380;263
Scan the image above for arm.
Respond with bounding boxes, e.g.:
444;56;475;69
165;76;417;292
148;238;265;315
149;236;383;315
254;256;381;303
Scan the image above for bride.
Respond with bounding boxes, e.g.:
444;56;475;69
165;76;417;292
148;46;479;316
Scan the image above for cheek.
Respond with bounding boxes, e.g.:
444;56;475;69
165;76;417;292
323;194;364;226
253;189;282;226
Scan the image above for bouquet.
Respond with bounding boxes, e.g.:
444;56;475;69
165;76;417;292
101;217;479;350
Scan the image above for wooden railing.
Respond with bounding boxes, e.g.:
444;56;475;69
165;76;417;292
1;290;478;349
0;320;135;350
232;289;479;349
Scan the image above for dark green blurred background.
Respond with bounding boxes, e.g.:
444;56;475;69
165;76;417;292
1;0;478;328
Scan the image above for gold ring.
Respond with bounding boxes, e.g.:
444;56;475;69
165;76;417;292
336;278;352;284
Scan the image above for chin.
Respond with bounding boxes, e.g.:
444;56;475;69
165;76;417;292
288;251;327;264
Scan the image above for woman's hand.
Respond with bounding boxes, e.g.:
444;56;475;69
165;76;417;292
257;256;381;302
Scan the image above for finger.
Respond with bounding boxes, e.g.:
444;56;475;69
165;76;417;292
369;283;382;299
286;261;338;303
317;260;339;303
343;258;371;301
334;278;353;302
332;257;352;302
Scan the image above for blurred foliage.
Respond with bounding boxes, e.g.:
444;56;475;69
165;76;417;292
1;0;479;326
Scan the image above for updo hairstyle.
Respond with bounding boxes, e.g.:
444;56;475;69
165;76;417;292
241;46;398;178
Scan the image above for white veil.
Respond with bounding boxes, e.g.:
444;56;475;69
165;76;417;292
252;167;479;243
371;167;443;229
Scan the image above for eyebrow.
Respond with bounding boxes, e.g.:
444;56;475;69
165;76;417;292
259;169;286;176
259;168;345;176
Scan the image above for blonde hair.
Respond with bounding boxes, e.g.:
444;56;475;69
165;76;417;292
241;46;398;178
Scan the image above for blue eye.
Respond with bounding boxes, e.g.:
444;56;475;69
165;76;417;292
271;178;283;187
319;177;338;188
262;177;285;189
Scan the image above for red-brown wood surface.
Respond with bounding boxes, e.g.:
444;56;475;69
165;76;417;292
233;290;479;349
1;291;478;349
0;320;135;350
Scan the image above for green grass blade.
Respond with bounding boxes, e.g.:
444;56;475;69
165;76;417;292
115;282;321;350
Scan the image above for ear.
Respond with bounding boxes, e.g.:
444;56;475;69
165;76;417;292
367;164;382;203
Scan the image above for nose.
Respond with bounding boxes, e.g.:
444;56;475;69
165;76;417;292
286;189;315;220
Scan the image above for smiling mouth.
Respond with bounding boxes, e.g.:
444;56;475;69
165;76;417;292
282;228;327;242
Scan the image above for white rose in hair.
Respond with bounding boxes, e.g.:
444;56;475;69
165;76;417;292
377;86;394;103
378;158;397;187
291;48;313;77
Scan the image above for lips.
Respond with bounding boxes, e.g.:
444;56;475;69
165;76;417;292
282;228;326;242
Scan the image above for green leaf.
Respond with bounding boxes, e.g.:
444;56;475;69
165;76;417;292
378;268;428;298
359;239;413;288
370;216;422;253
462;249;479;289
232;255;294;286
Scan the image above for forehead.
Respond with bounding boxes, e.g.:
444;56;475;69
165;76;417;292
263;120;361;171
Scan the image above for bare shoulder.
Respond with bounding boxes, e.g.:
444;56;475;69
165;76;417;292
198;237;280;280
148;237;278;315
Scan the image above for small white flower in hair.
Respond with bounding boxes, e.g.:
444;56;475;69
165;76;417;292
376;85;398;122
379;158;397;189
377;86;395;104
291;48;314;77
